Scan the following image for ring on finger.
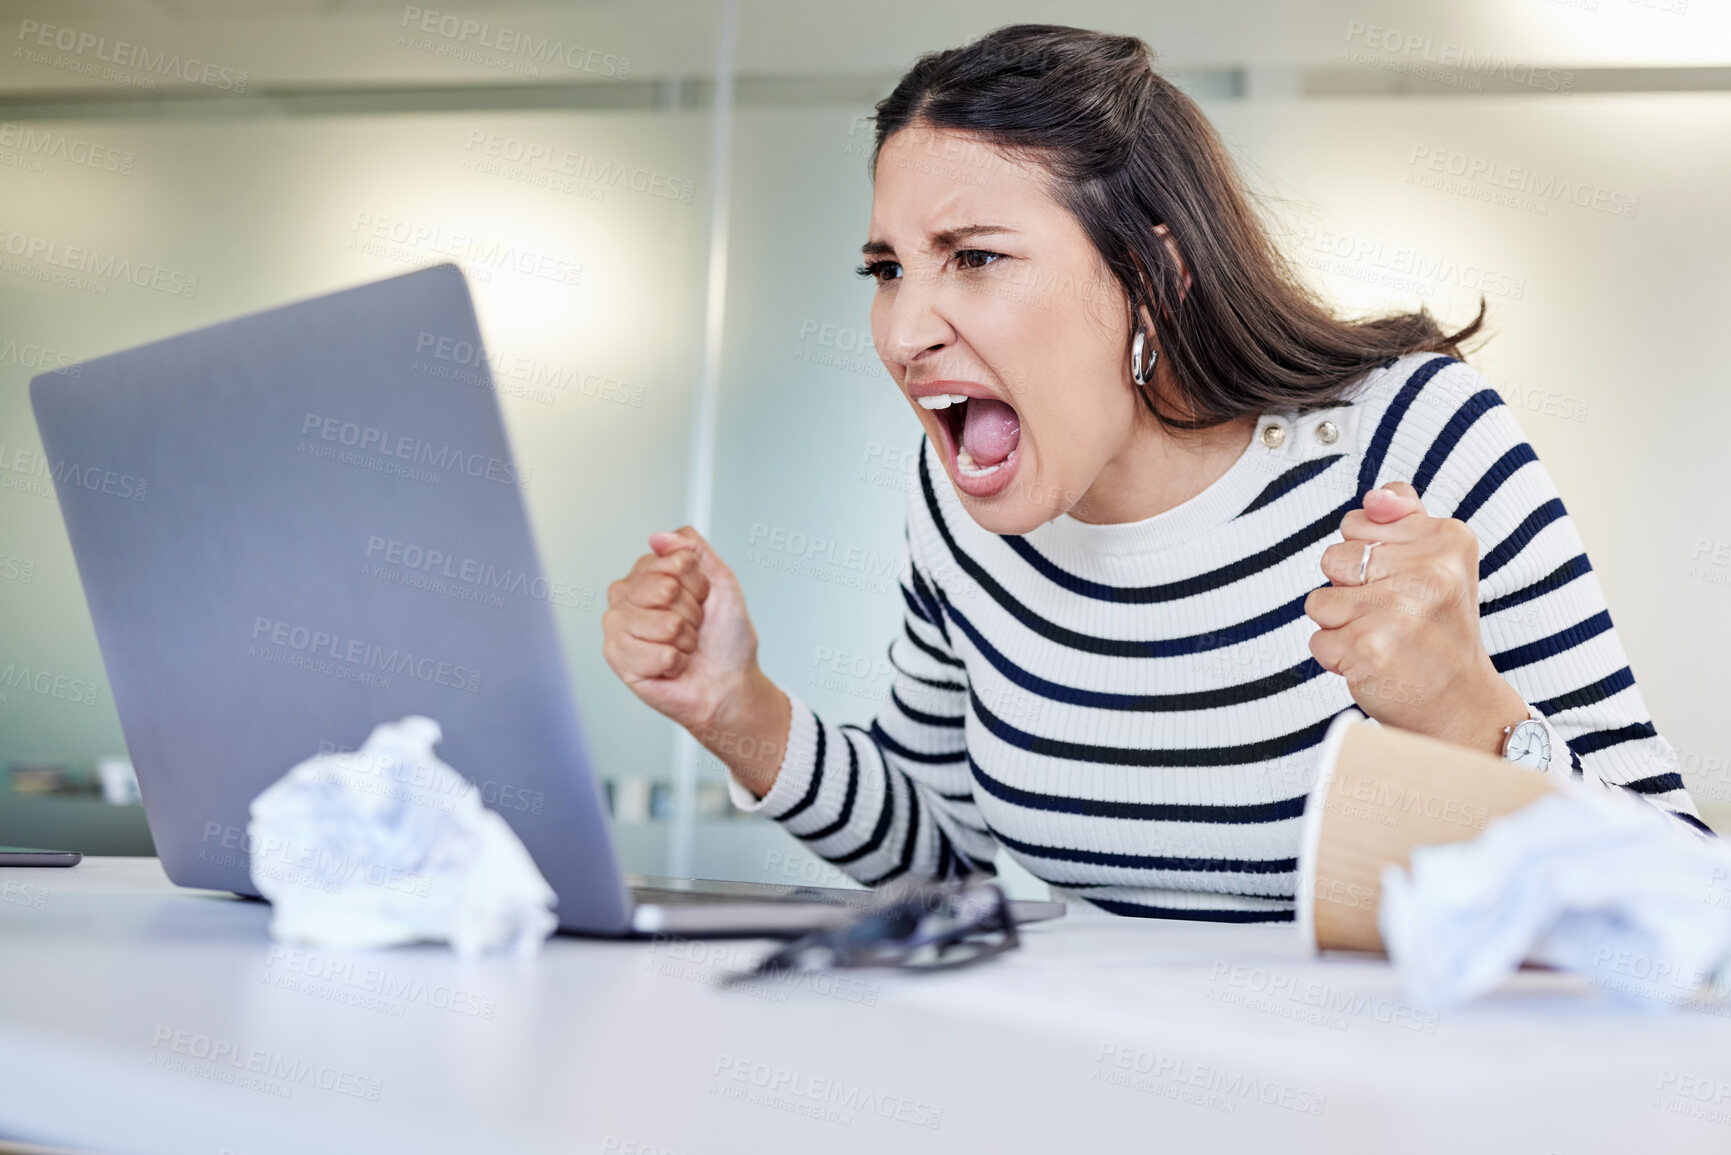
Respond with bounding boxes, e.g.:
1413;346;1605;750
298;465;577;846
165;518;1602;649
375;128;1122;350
1357;541;1381;586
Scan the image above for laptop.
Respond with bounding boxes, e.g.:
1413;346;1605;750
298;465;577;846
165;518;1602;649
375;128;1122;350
29;263;1063;938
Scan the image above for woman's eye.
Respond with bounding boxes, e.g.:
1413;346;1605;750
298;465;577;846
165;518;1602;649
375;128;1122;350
956;249;1004;271
855;260;901;284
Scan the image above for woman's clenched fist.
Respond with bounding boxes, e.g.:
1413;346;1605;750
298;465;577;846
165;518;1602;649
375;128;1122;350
601;527;790;796
1304;482;1528;755
602;526;754;728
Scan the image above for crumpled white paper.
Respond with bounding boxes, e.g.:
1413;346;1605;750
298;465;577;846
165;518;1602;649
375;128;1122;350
247;715;557;958
1378;785;1731;1009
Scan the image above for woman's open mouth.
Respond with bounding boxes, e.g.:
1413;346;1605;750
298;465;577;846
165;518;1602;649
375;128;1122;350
916;388;1022;497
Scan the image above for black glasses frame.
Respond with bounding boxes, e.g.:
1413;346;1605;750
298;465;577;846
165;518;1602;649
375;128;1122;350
728;875;1020;983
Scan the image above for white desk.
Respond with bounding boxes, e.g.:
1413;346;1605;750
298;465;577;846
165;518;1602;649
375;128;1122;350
2;858;1729;1155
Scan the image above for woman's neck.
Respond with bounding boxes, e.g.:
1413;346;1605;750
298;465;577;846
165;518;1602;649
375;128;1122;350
1065;410;1258;526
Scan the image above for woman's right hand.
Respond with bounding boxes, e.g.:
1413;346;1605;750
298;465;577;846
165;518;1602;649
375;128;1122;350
601;527;790;794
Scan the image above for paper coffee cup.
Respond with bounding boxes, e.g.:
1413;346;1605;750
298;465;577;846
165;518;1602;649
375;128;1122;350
1295;712;1558;954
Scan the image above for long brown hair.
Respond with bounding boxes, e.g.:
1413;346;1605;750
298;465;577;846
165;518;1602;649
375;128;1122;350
870;24;1484;429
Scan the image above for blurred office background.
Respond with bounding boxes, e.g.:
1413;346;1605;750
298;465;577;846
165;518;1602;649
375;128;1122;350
1;0;1727;889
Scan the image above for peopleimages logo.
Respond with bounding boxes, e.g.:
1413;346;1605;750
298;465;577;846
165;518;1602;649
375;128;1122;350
709;1055;942;1129
0;227;199;298
414;332;645;408
0;879;49;910
743;523;899;597
307;742;546;820
1332;776;1490;831
148;1026;382;1101
646;934;880;1007
0;335;81;375
1093;1043;1328;1116
348;211;583;288
398;7;631;78
0;443;146;502
363;535;594;611
308;738;468;815
0;661;102;707
1207;961;1439;1034
16;21;250;92
1296;225;1526;300
300;412;529;488
199;821;435;899
461;131;694;204
264;946;498;1019
1407;145;1639;220
0;123;134;175
50;461;149;500
249;617;483;694
1342;21;1574;94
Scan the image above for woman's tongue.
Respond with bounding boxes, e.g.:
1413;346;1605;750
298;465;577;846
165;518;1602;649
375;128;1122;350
959;397;1021;467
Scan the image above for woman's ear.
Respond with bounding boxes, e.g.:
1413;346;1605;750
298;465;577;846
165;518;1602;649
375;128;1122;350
1154;223;1193;299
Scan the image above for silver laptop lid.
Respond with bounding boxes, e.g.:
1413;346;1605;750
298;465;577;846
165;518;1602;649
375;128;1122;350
30;264;633;935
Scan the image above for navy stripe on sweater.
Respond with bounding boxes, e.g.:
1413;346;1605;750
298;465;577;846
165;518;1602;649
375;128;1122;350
1001;498;1356;605
970;687;1340;768
1482;554;1592;618
1492;610;1612;672
1082;897;1296;923
1413;389;1503;498
1237;454;1346;519
970;754;1312;824
994;828;1297;874
1357;354;1456;494
1453;442;1538;524
944;591;1328;711
1481;498;1568;581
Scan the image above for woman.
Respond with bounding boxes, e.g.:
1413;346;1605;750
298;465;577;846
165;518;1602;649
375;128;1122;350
601;24;1704;922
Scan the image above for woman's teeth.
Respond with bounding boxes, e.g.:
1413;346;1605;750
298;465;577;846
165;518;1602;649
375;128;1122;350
917;393;971;410
956;447;1011;478
913;392;1018;481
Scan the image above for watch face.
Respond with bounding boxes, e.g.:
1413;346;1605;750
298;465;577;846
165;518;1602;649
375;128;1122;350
1505;719;1552;769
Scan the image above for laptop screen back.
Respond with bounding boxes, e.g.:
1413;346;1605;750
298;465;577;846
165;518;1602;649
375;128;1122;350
29;264;632;934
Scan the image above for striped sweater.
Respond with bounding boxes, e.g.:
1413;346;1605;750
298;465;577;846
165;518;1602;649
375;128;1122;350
729;353;1707;921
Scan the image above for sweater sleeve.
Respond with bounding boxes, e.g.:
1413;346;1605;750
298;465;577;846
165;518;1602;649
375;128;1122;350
1371;355;1708;833
725;499;1002;885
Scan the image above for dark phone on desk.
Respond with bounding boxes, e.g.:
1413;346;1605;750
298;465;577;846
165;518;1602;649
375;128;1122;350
0;846;82;867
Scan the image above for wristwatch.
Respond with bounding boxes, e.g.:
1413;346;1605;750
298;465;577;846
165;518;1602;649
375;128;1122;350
1500;708;1557;772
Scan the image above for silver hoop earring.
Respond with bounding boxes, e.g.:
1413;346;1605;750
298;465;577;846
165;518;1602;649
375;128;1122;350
1130;329;1157;386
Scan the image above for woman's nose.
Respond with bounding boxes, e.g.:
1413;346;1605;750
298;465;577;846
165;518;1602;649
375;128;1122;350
878;275;956;367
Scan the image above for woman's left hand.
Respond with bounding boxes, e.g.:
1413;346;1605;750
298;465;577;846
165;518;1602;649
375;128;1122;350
1304;482;1529;755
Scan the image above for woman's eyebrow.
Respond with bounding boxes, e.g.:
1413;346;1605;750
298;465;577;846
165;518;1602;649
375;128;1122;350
860;224;1019;258
931;224;1017;247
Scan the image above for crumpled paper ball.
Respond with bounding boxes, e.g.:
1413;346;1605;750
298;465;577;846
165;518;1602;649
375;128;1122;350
1379;785;1731;1009
247;715;557;958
